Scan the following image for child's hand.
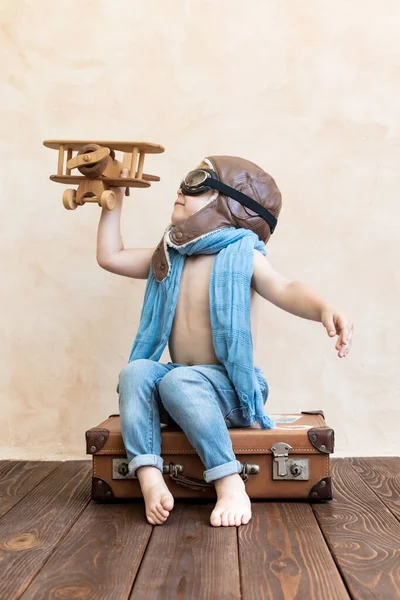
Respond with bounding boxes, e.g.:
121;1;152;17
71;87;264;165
109;167;129;200
321;308;354;358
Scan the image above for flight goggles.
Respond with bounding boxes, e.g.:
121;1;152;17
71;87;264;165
180;168;277;233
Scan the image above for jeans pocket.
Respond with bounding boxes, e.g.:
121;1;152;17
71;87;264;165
224;407;252;428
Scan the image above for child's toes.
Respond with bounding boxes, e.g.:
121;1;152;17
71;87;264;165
228;513;236;526
161;493;174;511
156;504;170;519
221;511;230;526
241;513;251;525
148;507;163;523
210;509;222;527
154;506;168;521
155;514;166;525
235;514;242;526
147;514;156;525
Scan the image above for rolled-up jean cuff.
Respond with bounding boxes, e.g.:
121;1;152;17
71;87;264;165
203;459;242;483
128;454;164;477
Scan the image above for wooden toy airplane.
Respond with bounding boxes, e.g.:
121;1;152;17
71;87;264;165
43;140;165;210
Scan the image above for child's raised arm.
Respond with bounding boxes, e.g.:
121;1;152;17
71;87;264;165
251;250;354;358
96;169;155;279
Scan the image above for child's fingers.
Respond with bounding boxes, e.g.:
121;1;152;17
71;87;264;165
336;334;348;352
337;336;347;356
337;325;354;357
334;316;348;342
322;312;336;337
121;167;129;178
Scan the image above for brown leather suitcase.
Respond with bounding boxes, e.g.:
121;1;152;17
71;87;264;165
86;410;334;502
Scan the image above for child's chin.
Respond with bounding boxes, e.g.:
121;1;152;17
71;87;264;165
171;214;184;225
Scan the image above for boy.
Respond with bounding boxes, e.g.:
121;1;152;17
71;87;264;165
96;156;353;528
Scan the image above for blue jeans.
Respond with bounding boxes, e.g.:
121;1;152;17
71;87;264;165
117;359;269;483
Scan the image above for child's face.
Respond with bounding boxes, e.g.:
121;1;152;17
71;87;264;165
171;162;216;226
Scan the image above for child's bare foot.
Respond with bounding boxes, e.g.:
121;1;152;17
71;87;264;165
210;473;252;527
136;466;174;525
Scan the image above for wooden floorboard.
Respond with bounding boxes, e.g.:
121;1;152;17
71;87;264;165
0;457;399;599
313;458;400;600
19;501;152;600
0;460;61;518
347;457;400;522
0;461;92;600
132;502;241;600
238;502;350;600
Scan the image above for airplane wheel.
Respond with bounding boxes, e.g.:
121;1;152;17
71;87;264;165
63;189;78;210
100;190;116;210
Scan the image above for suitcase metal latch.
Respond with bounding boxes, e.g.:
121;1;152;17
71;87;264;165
271;442;309;480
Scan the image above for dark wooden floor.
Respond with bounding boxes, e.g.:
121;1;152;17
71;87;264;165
0;457;399;600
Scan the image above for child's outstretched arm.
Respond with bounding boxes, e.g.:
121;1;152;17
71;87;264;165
251;250;354;358
96;169;155;279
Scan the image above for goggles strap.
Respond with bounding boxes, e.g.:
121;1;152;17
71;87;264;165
206;178;277;233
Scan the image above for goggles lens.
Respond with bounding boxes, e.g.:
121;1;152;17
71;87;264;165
184;170;209;187
184;169;215;187
180;168;218;196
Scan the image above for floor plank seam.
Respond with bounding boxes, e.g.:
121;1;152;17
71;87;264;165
127;521;155;595
346;460;400;524
311;502;354;600
237;526;243;600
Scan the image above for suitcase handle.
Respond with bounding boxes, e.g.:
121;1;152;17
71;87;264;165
165;462;258;491
169;470;215;491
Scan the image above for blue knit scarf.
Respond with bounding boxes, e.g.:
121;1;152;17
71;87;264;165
128;226;275;429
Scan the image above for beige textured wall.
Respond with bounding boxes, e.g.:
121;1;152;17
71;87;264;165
1;0;399;460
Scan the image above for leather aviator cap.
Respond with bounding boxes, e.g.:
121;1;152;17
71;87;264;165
151;155;282;282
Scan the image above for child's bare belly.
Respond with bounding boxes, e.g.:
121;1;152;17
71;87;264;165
168;254;257;366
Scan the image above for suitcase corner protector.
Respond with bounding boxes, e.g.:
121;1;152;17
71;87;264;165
91;477;115;501
86;428;110;454
308;427;334;453
309;476;333;501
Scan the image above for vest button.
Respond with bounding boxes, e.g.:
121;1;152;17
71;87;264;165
160;264;165;271
175;232;183;239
